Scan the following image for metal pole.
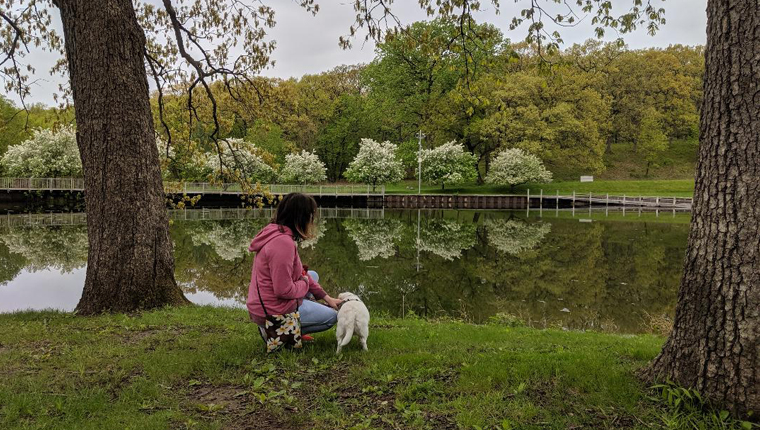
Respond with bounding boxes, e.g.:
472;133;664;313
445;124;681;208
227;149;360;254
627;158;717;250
417;130;424;195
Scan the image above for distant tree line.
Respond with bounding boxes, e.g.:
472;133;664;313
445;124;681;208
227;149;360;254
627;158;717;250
0;19;703;183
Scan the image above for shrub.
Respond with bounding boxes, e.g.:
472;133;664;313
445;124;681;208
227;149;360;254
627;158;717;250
419;141;477;190
204;138;276;184
1;127;81;177
345;138;405;191
485;148;552;190
279;150;327;185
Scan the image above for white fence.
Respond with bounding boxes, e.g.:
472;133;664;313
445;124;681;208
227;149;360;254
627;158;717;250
0;177;385;196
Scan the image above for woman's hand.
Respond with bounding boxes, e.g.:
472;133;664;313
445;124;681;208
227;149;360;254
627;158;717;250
323;295;343;311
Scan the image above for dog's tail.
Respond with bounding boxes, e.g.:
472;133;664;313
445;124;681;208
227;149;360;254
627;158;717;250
339;323;354;347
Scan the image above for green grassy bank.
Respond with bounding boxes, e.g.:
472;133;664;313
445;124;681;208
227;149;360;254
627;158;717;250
0;306;748;430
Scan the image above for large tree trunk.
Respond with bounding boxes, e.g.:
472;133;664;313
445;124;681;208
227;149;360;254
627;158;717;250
55;0;189;314
647;0;759;417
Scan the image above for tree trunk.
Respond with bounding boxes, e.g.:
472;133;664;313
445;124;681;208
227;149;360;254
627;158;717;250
647;0;759;417
55;0;189;314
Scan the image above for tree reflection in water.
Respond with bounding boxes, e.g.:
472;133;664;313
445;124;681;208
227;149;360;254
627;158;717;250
0;210;688;333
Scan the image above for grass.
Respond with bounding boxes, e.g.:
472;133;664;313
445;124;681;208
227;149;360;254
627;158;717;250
1;306;751;430
599;140;698;181
384;179;695;198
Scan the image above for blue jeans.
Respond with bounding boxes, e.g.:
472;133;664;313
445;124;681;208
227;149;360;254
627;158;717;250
299;298;338;334
301;271;336;334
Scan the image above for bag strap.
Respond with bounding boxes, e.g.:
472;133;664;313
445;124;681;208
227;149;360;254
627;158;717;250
253;256;269;317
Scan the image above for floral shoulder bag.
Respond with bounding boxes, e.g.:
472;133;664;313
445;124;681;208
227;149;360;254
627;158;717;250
254;260;303;353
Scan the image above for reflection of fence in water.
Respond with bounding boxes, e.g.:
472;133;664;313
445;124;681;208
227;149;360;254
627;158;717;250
1;207;386;228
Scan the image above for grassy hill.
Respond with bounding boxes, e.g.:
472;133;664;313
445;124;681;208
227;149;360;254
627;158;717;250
598;139;698;181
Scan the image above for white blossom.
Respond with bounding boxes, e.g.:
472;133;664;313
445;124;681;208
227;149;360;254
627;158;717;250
205;138;276;184
419;141;477;189
279;150;327;185
344;138;405;190
344;218;405;261
485;218;551;255
299;221;327;249
418;218;477;260
189;220;266;261
1;127;81;177
2;226;88;273
485;148;552;188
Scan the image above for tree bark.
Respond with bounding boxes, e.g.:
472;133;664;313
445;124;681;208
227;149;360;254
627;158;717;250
55;0;189;314
647;0;759;417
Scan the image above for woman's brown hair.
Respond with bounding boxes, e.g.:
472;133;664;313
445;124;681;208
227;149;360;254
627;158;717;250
272;193;318;241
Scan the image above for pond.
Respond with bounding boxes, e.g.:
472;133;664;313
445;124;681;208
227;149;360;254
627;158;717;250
0;208;690;333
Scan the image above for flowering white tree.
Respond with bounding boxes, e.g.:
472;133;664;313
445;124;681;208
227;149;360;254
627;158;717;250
1;127;82;177
279;150;327;185
345;139;405;191
420;141;477;190
205;138;276;184
485;148;552;191
485;218;551;256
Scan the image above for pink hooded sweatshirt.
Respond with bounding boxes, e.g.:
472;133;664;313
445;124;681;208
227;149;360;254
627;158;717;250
246;223;327;325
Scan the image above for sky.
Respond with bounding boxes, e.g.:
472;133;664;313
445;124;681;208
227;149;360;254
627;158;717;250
10;0;707;107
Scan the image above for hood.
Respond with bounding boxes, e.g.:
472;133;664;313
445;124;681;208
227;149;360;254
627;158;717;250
249;223;293;252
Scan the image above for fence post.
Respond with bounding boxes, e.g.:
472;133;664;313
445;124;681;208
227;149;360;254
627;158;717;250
572;191;575;206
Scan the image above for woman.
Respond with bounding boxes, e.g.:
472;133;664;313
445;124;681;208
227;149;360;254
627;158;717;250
246;193;342;340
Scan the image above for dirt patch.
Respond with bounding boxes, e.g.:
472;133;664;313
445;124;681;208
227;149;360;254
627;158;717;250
118;326;198;345
183;383;299;430
296;367;459;430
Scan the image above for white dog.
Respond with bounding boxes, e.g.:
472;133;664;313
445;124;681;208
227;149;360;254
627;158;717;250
335;292;370;354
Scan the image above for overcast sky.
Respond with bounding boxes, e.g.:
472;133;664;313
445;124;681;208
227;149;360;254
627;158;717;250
11;0;706;107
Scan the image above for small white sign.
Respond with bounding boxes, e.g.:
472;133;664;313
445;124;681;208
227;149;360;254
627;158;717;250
580;176;594;183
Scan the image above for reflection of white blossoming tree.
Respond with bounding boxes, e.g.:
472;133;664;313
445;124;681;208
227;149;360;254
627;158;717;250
299;221;327;250
2;226;88;273
344;219;406;261
485;219;551;255
419;218;477;260
189;220;265;261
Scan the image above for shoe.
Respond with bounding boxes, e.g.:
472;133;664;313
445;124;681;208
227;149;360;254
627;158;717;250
301;335;315;342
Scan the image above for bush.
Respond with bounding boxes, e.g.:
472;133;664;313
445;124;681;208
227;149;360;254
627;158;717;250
344;138;405;191
279;150;327;185
419;141;477;190
1;127;81;177
485;148;552;190
204;138;276;184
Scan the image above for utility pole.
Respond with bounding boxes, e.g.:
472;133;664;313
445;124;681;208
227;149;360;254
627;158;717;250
417;130;425;194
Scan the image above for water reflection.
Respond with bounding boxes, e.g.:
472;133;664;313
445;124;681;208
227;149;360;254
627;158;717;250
0;209;688;333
